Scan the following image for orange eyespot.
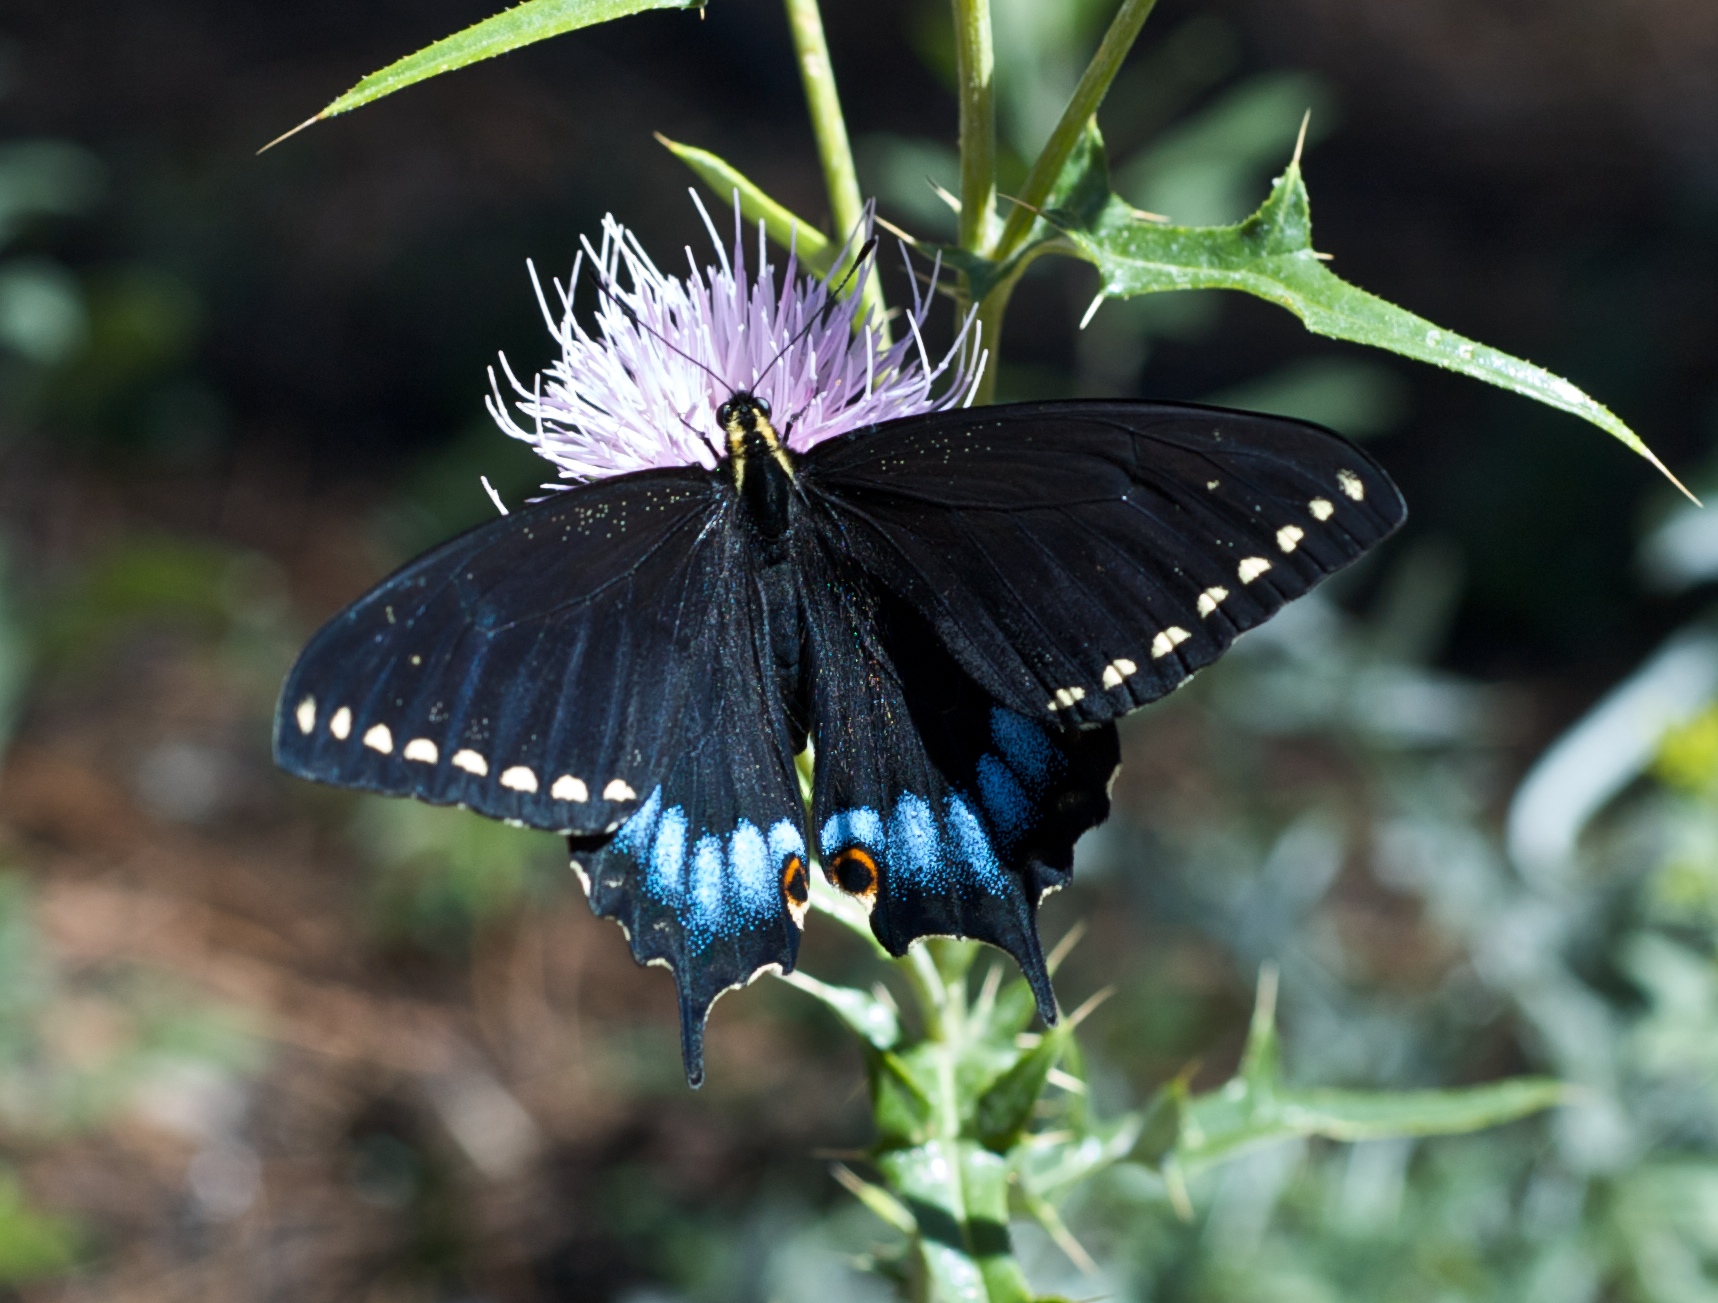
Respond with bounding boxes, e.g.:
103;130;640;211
782;855;810;928
825;846;879;901
782;856;808;904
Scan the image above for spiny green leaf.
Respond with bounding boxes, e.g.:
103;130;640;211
264;0;703;149
1045;126;1690;500
1130;1072;1190;1168
1270;1078;1572;1141
831;1163;918;1236
973;1025;1067;1152
657;134;836;277
868;1048;936;1149
985;975;1045;1039
1152;970;1566;1174
878;1140;1034;1303
1175;1074;1568;1176
776;969;900;1050
1013;1112;1145;1205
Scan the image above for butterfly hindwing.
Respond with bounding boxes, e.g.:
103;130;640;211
802;400;1406;727
797;518;1119;1016
572;527;808;1085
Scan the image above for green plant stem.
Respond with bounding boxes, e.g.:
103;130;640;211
950;0;997;255
781;0;887;333
902;944;950;1040
970;271;1014;406
783;0;863;243
966;0;1159;404
991;0;1160;265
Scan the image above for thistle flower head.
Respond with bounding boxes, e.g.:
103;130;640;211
487;194;981;484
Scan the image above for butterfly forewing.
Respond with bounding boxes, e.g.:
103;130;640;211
801;400;1406;728
275;468;728;833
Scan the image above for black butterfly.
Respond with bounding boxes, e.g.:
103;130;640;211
274;396;1404;1083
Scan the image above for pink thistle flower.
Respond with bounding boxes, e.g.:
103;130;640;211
486;194;982;486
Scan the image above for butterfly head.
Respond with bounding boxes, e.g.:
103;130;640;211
718;392;792;478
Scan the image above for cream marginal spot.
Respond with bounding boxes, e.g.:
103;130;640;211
329;706;352;740
1337;469;1365;501
1238;556;1272;583
404;737;438;764
1277;524;1305;553
1151;627;1190;658
500;765;538;793
552;774;589;802
1101;657;1137;689
452;749;488;776
363;723;393;754
1309;497;1334;521
1197;586;1228;616
603;779;637;802
295;695;316;735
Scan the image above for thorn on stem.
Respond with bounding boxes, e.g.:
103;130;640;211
1045;920;1087;975
258;113;323;155
1066;984;1116;1029
871;215;922;248
1254;962;1280;1032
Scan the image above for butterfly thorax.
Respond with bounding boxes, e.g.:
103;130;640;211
715;392;810;747
719;394;795;543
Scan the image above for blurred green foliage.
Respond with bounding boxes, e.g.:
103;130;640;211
0;871;261;1281
354;795;567;949
0;486;271;1285
0;114;212;453
0;1169;77;1283
0;141;101;370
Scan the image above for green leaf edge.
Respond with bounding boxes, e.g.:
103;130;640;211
775;968;901;1050
1051;133;1693;501
1175;1075;1570;1176
263;0;703;150
655;134;837;277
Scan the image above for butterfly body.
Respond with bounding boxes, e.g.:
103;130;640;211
276;399;1405;1083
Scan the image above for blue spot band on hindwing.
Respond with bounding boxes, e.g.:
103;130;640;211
610;786;806;948
817;707;1066;894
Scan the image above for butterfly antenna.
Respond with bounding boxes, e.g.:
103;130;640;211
753;236;879;393
629;312;729;391
580;248;732;394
